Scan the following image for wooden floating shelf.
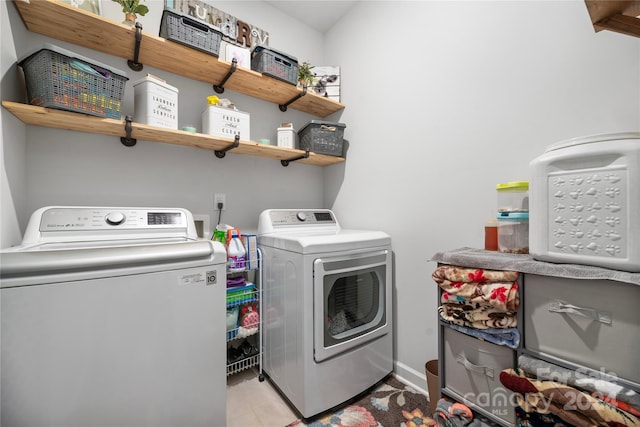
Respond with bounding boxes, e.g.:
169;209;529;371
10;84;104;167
12;0;345;118
585;0;640;38
2;101;345;167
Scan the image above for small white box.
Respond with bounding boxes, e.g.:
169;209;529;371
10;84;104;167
277;127;296;149
133;75;179;129
202;105;251;140
220;41;251;69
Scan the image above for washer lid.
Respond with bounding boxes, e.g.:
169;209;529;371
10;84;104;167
544;132;640;153
258;229;391;254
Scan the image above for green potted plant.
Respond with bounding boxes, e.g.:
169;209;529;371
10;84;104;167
298;61;315;88
112;0;149;25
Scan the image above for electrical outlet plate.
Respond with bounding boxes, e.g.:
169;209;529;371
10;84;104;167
214;193;226;210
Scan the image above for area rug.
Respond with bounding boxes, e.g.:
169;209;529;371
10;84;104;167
286;375;435;427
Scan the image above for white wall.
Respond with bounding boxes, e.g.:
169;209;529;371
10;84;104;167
323;0;640;389
1;0;639;399
0;0;28;248
1;0;330;248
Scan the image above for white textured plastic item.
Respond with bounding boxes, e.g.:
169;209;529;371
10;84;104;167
529;132;640;272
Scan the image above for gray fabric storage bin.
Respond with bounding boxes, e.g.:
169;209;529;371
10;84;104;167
524;274;640;387
443;328;516;425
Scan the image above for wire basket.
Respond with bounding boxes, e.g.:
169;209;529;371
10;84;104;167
227;354;259;376
226;284;257;307
251;45;298;86
19;47;128;119
298;121;346;156
159;9;222;57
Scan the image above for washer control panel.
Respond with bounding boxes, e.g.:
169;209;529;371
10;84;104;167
38;207;188;231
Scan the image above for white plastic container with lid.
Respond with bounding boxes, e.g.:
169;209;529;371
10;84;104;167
530;132;640;272
496;181;529;212
497;212;529;254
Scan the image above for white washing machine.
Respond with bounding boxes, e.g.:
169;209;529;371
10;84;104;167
0;206;227;427
257;209;393;420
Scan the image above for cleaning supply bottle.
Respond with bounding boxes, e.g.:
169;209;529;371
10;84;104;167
227;228;246;272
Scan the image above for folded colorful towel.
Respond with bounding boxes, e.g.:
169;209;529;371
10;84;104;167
432;265;518;284
440;279;519;312
444;322;520;349
518;354;640;411
500;368;640;427
438;304;517;329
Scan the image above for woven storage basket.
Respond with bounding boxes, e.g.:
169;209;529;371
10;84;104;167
159;9;223;57
251;45;298;85
298;121;346;156
19;45;128;119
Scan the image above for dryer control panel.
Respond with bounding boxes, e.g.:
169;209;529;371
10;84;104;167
272;210;335;225
258;209;339;234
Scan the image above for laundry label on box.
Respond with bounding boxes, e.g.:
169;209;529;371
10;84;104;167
202;105;251;141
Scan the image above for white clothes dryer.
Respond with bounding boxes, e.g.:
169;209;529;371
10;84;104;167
257;209;393;420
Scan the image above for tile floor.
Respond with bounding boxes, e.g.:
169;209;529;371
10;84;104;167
226;367;298;427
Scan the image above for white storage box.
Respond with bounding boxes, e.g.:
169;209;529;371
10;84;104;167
219;41;251;69
530;132;640;272
277;126;296;149
202;105;250;141
133;75;178;130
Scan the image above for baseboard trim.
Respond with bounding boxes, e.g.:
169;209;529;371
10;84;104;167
393;361;428;397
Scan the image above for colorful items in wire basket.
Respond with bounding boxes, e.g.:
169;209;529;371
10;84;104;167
19;44;128;119
226;283;256;307
298;121;346;157
159;9;223;57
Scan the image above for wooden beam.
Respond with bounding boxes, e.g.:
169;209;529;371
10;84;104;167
595;13;640;37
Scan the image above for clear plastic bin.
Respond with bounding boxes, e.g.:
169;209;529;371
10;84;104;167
496;181;528;212
497;211;529;254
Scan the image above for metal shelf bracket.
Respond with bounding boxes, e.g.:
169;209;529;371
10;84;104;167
279;86;307;112
215;134;241;158
281;149;310;167
213;58;237;94
127;22;144;72
120;115;137;146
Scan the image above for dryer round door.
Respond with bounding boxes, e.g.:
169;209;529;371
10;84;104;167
313;249;391;362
